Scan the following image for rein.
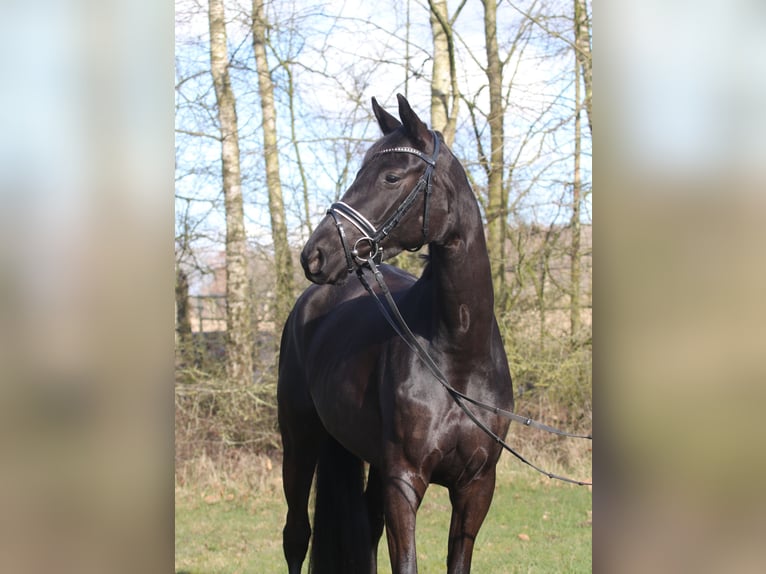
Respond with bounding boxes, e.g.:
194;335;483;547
357;260;592;487
326;133;592;487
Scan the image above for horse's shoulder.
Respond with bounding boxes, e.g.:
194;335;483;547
378;263;419;288
293;281;351;319
290;263;420;329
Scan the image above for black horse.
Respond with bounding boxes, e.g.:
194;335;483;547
278;94;514;574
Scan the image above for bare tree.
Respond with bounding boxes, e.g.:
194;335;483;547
208;0;254;385
252;0;295;331
481;0;507;309
570;0;590;343
178;0;592;389
175;267;193;348
283;62;313;237
574;0;592;135
428;0;465;145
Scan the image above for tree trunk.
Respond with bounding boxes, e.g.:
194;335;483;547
252;0;295;332
570;32;583;345
208;0;254;385
574;0;592;136
428;0;461;145
405;0;412;98
285;64;312;238
482;0;506;310
175;267;192;341
271;44;312;239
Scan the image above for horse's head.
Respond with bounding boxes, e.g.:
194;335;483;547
301;94;450;285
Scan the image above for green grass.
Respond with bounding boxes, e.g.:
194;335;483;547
175;459;591;573
175;491;287;573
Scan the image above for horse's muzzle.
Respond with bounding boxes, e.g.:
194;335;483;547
300;237;348;285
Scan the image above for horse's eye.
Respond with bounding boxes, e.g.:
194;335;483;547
384;173;401;184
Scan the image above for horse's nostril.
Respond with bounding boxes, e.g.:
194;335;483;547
306;248;324;276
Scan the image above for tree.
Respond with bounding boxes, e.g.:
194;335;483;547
481;0;507;310
177;0;592;380
574;0;592;135
175;267;193;354
208;0;254;385
570;0;591;343
428;0;465;146
252;0;295;331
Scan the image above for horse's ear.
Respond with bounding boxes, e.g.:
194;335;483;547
372;97;401;135
396;93;431;149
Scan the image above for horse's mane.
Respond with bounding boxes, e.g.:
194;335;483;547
418;252;433;280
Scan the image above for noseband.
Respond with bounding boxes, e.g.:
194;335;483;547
327;131;441;273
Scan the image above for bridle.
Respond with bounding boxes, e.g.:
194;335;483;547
322;130;592;486
326;131;440;273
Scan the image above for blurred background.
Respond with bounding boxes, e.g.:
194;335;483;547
0;0;173;571
1;0;764;572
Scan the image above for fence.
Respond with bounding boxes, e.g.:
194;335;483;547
189;294;226;333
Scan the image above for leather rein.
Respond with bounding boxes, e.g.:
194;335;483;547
325;132;592;486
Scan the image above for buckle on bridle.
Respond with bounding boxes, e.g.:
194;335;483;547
351;236;381;264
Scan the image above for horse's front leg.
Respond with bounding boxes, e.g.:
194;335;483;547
383;468;428;574
279;407;324;574
446;467;497;574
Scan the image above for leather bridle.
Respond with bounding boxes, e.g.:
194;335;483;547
326;131;441;273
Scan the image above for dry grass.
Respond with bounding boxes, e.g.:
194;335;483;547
174;311;592;495
175;392;591;502
175;364;282;499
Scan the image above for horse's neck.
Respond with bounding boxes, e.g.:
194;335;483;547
427;198;495;358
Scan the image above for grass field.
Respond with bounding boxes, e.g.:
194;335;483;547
175;455;591;573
